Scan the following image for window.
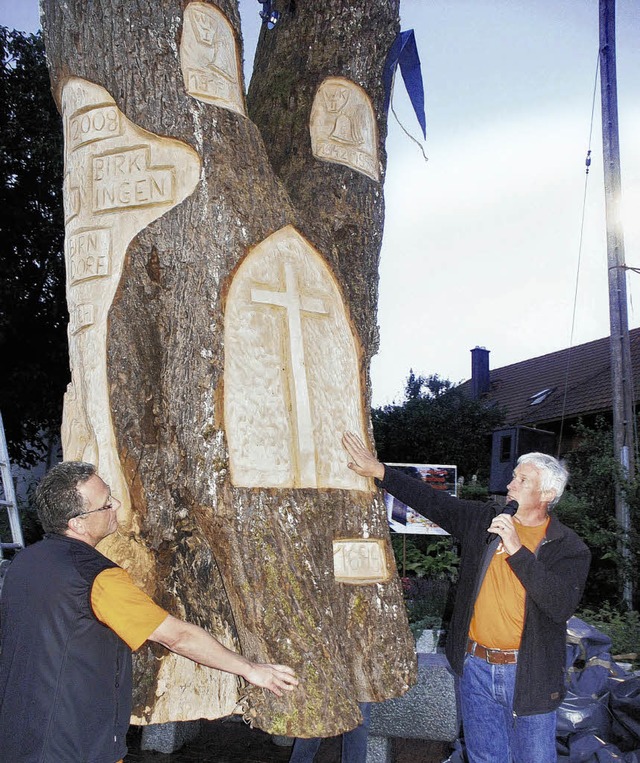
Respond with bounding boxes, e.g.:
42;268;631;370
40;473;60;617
500;435;512;462
529;387;556;406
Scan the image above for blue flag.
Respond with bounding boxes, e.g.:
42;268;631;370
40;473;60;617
383;30;426;139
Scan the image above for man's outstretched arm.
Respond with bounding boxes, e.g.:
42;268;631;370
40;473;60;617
148;615;299;697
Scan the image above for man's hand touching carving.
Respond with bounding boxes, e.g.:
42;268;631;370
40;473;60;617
342;432;385;481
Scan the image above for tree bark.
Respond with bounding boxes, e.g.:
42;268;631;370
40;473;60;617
41;0;416;736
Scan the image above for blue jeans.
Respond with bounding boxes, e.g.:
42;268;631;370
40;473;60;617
460;654;557;763
288;702;371;763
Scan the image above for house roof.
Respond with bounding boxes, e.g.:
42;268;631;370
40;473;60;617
461;328;640;427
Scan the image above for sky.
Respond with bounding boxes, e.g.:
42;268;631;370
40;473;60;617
2;0;639;407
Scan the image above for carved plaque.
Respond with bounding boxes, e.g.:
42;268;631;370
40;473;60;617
60;77;200;535
180;2;246;116
224;225;368;490
333;539;389;584
310;77;379;181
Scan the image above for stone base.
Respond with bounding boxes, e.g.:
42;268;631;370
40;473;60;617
272;735;295;747
367;653;458;763
140;719;202;753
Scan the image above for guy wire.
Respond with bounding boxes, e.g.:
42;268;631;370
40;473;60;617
557;54;600;458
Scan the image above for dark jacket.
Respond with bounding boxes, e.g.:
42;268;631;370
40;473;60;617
379;466;591;716
0;534;132;762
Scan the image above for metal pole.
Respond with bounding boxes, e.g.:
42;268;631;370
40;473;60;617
599;0;634;608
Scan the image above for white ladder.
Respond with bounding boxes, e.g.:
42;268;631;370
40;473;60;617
0;411;24;559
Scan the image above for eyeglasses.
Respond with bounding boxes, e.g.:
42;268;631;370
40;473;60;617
75;499;116;517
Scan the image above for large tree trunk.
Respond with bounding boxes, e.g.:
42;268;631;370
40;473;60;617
41;0;416;737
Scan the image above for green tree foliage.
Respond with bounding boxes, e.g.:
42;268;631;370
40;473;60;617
391;534;459;581
0;28;67;465
557;417;637;609
372;370;505;479
578;603;640;658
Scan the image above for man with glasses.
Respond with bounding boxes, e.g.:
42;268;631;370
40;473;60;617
0;461;298;763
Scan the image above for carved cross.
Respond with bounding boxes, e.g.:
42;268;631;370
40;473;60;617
251;261;328;486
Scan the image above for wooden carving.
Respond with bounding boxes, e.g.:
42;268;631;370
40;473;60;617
310;77;380;181
224;225;367;491
42;0;415;737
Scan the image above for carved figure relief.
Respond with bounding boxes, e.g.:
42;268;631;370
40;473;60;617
310;77;379;181
180;2;246;116
224;226;368;490
60;76;200;530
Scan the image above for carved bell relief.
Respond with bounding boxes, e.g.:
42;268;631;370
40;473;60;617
310;77;379;181
60;76;200;528
224;226;368;490
180;2;246;116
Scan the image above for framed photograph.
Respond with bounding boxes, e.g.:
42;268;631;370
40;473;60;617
384;463;457;535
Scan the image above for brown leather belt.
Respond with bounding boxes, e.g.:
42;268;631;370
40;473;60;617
467;639;518;665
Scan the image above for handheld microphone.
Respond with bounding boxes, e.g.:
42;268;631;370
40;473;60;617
486;500;519;544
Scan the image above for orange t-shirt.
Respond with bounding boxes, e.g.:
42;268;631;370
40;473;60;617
469;518;549;649
91;567;169;650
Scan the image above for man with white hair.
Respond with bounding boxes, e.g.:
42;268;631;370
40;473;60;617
342;432;590;763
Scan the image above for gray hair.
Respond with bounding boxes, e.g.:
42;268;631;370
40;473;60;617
35;462;96;534
517;452;569;509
